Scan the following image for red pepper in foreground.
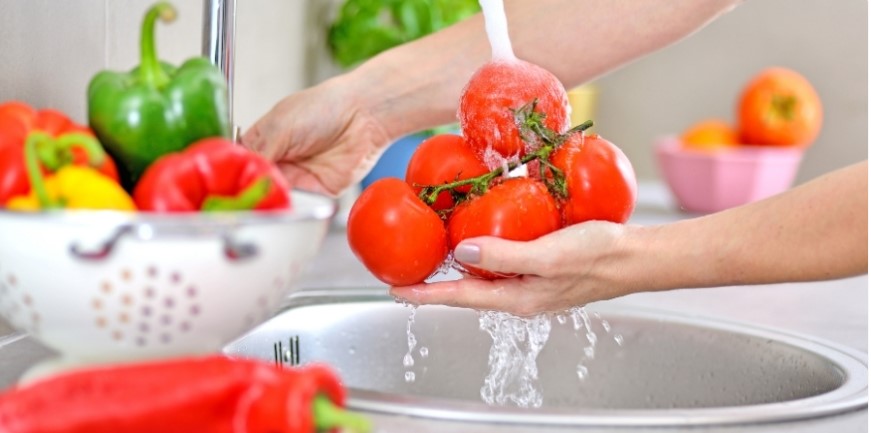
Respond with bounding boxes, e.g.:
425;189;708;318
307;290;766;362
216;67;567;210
134;138;291;212
0;355;371;433
0;101;119;205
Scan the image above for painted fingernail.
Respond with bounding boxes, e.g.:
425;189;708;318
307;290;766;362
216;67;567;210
454;243;481;264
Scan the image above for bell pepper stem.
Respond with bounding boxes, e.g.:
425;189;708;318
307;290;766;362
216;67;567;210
312;394;372;433
201;177;272;212
55;133;108;168
23;132;59;209
138;2;176;88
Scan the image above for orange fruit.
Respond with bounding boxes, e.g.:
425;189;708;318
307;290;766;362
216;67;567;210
680;119;740;151
737;67;823;147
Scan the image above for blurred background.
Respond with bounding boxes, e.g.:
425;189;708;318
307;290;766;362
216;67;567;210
0;0;866;186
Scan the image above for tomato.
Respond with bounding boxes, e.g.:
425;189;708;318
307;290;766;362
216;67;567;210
447;177;561;279
405;134;490;211
347;178;448;286
737;67;823;147
458;59;569;165
551;133;637;225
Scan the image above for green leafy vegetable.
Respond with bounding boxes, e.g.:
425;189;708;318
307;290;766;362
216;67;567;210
329;0;480;68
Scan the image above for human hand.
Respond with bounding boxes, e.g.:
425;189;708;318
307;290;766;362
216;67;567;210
241;76;393;196
390;221;637;316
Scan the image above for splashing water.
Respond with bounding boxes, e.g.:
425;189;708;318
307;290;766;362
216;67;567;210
560;307;626;381
478;311;551;408
403;306;418;382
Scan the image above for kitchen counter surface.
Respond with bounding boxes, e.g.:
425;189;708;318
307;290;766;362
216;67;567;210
0;183;867;432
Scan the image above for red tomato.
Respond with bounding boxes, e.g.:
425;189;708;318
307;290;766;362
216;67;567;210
447;177;561;279
458;59;569;165
348;178;448;286
550;133;637;225
405;134;489;211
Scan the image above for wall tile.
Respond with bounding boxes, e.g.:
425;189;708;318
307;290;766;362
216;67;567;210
0;0;107;123
234;0;309;130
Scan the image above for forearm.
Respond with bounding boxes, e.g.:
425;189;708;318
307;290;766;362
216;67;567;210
350;0;742;139
622;161;868;292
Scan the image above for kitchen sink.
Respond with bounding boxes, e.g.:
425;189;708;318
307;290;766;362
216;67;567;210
225;288;868;428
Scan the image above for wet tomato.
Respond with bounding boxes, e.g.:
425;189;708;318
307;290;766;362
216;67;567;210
405;134;489;211
458;59;569;165
551;133;637;225
348;178;448;286
738;67;823;147
447;177;561;279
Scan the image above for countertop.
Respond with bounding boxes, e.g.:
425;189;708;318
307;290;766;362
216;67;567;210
0;183;867;432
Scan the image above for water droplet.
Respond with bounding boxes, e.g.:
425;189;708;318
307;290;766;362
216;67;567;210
403;353;415;368
404;371;416;382
576;364;589;380
614;334;624;346
348;346;356;355
401;307;419;372
419;346;429;358
584;346;595;359
601;320;611;333
555;314;567;324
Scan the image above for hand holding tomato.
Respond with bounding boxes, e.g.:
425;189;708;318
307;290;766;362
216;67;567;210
447;177;562;279
390;221;634;316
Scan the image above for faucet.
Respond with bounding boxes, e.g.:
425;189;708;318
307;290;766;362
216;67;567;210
202;0;237;137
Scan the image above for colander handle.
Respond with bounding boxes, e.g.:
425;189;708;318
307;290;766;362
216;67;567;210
69;223;258;261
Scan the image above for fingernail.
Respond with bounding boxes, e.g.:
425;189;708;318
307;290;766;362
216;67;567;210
454;243;481;264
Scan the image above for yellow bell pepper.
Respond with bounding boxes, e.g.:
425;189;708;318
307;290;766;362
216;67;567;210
7;166;135;211
5;132;135;212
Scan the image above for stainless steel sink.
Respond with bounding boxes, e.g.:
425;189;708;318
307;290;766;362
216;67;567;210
225;288;868;428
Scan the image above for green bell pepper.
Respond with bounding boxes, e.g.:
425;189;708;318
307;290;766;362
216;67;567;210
88;1;231;187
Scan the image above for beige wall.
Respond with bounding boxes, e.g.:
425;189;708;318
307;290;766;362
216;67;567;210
1;0;866;186
0;0;308;133
591;0;867;183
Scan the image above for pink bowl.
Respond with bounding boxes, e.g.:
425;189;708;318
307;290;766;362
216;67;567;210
655;137;804;213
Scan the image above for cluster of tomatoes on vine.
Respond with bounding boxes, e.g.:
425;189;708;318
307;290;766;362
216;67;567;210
348;62;637;287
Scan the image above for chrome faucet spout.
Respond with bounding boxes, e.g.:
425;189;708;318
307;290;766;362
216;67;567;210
203;0;237;128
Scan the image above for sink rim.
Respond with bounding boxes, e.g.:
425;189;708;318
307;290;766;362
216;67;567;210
266;288;868;427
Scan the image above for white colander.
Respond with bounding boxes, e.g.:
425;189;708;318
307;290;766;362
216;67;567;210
0;190;335;381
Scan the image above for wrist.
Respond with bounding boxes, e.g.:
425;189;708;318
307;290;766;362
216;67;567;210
606;222;709;295
347;51;461;141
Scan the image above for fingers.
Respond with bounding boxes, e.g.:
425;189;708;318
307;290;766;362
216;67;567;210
240;121;267;154
453;236;552;277
390;277;544;316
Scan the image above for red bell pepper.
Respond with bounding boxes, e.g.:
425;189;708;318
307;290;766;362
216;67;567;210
0;101;119;205
134;138;292;212
0;355;371;433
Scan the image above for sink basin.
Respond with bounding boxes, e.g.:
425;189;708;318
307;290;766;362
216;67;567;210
225;288;868;427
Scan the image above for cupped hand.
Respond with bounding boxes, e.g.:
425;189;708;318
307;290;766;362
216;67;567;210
390;221;636;316
241;76;393;196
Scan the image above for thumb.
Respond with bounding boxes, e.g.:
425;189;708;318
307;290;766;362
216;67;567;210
453;236;547;276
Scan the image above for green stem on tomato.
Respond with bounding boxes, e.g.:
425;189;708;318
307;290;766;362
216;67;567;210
137;2;176;89
416;119;593;206
312;394;372;433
